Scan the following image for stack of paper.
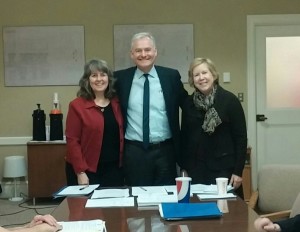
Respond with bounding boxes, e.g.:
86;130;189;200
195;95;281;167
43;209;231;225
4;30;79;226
159;202;222;220
137;194;178;207
163;184;234;197
85;188;133;208
163;185;193;197
132;186;168;196
58;219;106;232
163;185;177;194
197;193;236;200
132;186;176;207
53;184;99;197
91;188;130;199
86;197;135;208
191;184;234;194
192;183;236;200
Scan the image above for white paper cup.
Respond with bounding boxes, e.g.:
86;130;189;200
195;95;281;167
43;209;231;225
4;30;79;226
216;177;228;195
175;177;192;203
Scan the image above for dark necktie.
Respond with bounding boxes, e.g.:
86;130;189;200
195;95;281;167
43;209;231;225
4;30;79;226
143;73;150;149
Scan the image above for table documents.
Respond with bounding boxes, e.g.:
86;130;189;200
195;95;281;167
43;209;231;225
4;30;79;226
58;219;106;232
52;184;259;232
54;184;99;197
91;188;130;199
197;193;236;200
54;184;236;207
86;197;135;208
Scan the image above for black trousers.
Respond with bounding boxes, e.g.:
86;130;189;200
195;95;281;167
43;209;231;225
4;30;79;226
65;161;124;187
188;162;244;199
123;140;177;186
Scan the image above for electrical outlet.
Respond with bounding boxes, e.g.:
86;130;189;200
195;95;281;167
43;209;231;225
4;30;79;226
237;93;244;102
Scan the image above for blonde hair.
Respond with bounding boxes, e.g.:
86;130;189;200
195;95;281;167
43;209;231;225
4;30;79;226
188;57;219;87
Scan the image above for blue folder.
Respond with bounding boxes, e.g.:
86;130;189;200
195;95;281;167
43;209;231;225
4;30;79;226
159;202;222;220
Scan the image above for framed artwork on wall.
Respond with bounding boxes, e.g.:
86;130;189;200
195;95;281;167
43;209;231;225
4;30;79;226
3;26;85;86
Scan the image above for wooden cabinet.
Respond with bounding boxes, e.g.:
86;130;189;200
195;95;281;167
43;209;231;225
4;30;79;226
27;141;67;204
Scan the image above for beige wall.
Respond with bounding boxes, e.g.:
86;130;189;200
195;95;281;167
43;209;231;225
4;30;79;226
0;0;300;179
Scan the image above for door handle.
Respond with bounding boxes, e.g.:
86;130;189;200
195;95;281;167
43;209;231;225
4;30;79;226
256;114;268;122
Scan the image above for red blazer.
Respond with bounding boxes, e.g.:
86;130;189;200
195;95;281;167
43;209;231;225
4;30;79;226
65;97;124;174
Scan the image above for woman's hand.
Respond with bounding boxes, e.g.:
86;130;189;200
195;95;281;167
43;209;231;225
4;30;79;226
30;222;62;232
77;172;89;185
28;215;59;228
27;214;62;231
229;174;242;189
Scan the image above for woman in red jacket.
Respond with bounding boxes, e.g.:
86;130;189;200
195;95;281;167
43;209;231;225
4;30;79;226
65;59;124;187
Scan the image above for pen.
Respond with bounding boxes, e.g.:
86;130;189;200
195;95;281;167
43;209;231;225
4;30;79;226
79;185;89;190
140;187;147;191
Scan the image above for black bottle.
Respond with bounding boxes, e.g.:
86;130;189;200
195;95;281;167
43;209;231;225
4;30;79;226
32;104;46;141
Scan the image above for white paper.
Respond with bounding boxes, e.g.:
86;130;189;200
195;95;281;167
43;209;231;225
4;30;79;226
58;219;106;232
86;197;135;208
165;184;234;196
164;185;193;196
163;185;177;193
197;193;236;200
191;184;234;194
131;186;168;196
137;194;178;207
91;188;130;199
203;184;234;193
190;184;207;193
55;184;99;196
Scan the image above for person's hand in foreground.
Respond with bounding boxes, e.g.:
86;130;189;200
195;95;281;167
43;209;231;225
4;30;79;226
27;214;62;231
1;214;62;232
254;217;281;232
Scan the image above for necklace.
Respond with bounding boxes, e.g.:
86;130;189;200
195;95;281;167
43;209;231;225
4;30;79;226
94;98;109;113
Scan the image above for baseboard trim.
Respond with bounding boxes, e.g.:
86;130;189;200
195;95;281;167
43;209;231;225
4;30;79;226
0;137;32;146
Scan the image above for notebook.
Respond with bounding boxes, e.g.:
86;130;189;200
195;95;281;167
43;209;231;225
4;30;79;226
159;202;222;220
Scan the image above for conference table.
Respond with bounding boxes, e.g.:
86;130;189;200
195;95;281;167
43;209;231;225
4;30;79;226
52;193;259;232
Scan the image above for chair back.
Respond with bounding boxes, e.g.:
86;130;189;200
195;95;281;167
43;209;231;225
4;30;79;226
257;164;300;213
290;192;300;218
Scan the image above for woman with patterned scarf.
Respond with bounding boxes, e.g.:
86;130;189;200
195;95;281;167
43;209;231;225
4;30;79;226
180;58;247;198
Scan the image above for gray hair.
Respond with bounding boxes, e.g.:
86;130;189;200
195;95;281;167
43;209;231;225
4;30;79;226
131;32;156;49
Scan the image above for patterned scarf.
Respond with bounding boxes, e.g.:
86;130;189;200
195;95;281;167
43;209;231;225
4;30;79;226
193;85;222;134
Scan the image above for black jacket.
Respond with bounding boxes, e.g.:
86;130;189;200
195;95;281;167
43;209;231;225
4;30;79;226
277;214;300;232
180;85;247;177
114;65;188;162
